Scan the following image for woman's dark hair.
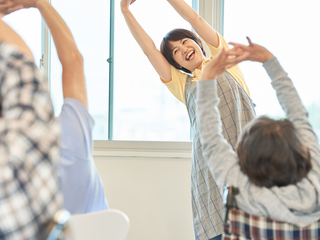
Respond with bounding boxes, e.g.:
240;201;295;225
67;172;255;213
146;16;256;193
160;28;206;74
237;116;311;188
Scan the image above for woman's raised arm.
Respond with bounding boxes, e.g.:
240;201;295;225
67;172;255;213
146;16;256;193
167;0;219;48
121;0;172;82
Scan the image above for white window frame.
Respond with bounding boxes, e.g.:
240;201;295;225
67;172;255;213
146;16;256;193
200;0;223;34
41;0;221;156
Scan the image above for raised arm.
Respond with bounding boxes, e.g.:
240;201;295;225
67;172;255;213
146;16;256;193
121;0;172;82
229;38;308;125
0;0;87;108
167;0;219;47
196;49;249;188
35;0;108;213
37;0;87;108
230;37;320;175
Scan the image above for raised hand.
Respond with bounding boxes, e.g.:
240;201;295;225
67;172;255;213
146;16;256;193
229;37;274;63
199;48;249;81
0;0;39;15
120;0;136;11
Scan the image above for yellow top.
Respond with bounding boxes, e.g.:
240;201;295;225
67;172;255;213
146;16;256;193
162;32;250;105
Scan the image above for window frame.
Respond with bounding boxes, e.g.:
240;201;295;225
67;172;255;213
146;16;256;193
41;0;222;153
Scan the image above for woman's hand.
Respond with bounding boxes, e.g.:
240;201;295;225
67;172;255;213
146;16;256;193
229;37;274;63
120;0;136;11
199;48;249;81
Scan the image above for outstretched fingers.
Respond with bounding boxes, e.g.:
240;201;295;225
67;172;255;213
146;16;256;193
229;37;273;63
246;36;253;46
225;51;250;69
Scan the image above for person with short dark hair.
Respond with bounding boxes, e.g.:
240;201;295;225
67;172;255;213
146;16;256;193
237;116;311;188
121;1;256;239
196;38;320;227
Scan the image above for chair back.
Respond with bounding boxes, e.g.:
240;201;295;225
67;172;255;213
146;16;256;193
68;209;130;240
223;208;320;240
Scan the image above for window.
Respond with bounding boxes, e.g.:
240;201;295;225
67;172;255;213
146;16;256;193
223;0;320;138
48;0;193;141
113;0;192;141
49;0;110;140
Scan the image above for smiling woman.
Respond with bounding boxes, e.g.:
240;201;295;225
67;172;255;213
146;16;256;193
120;0;256;239
160;28;206;74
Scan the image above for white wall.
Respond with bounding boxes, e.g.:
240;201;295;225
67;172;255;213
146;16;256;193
93;141;195;240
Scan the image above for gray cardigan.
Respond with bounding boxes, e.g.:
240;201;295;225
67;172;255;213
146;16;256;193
196;57;320;227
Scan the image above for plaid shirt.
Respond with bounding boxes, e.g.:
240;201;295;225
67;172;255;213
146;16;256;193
0;42;62;240
223;208;320;240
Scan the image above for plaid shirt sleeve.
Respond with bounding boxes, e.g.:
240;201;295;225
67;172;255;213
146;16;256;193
0;42;62;240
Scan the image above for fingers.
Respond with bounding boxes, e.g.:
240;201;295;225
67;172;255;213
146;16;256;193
130;0;136;5
213;48;227;61
6;4;22;14
227;48;244;57
228;42;246;47
230;37;254;49
229;44;241;51
237;51;250;61
0;1;14;14
219;47;228;58
225;51;250;69
207;47;249;72
246;36;253;46
228;42;238;48
229;42;248;51
219;48;233;62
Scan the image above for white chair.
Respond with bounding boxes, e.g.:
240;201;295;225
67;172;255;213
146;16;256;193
68;209;130;240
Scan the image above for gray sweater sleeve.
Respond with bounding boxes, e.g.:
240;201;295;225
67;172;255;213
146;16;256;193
264;58;320;178
196;79;242;191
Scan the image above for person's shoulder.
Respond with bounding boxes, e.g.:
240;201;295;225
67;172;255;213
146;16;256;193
206;32;231;57
168;65;188;83
59;98;94;159
60;98;94;128
63;98;88;111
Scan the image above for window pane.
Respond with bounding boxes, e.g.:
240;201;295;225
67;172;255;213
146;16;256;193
113;0;192;141
224;0;320;137
50;0;110;140
2;9;42;68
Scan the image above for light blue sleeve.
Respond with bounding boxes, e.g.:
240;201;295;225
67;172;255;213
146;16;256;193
58;98;108;214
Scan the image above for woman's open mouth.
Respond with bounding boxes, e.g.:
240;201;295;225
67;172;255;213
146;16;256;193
186;51;195;61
